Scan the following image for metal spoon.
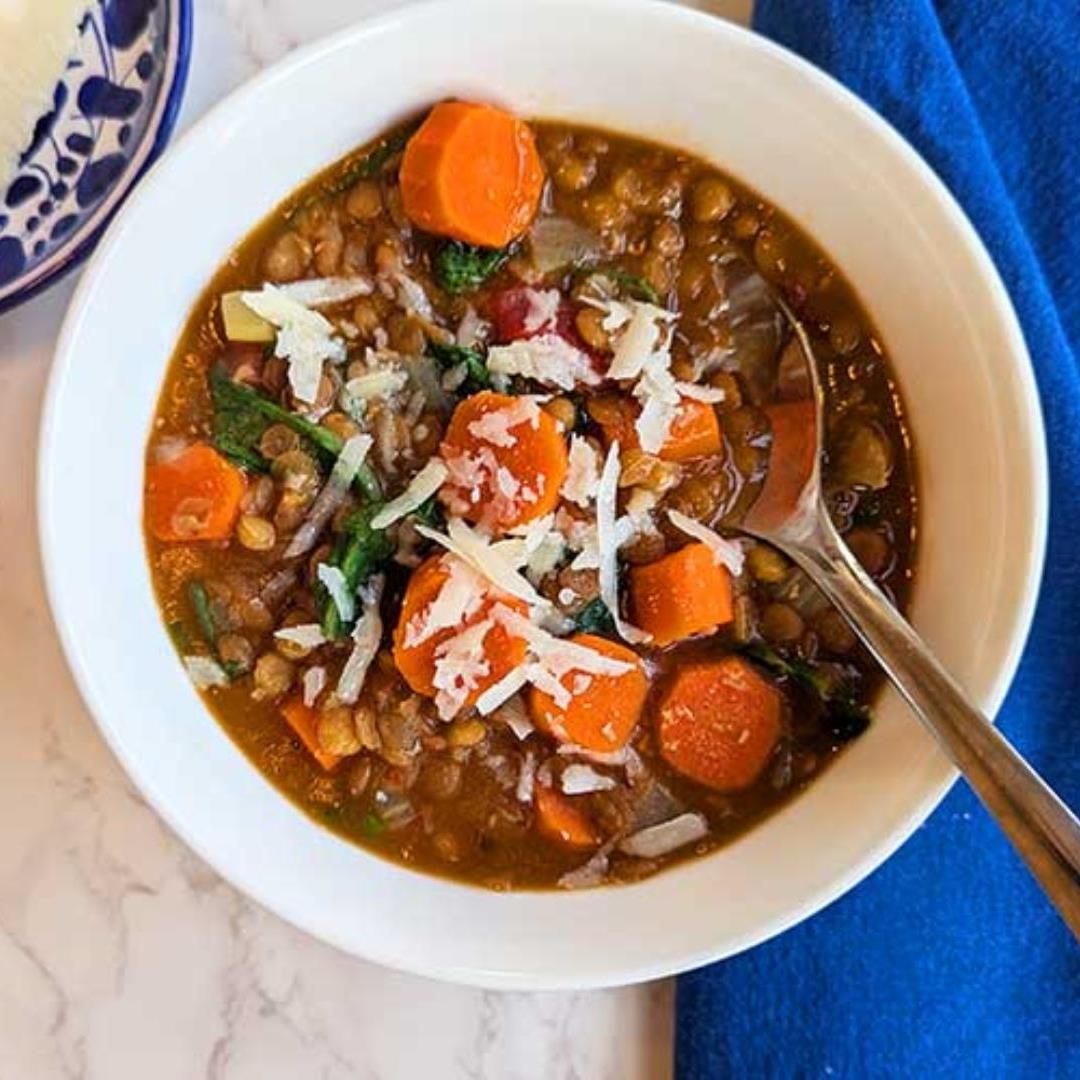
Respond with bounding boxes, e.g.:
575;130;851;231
741;294;1080;940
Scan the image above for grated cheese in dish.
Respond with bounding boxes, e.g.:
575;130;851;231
596;443;651;644
0;0;91;191
415;518;547;608
402;555;489;648
316;564;355;625
487;334;601;390
431;616;494;720
370;458;448;530
561;435;601;507
240;285;346;405
522;288;562;334
667;509;746;576
274;623;327;650
302;666;327;708
336;577;384;705
183;655;229;690
466;395;542;447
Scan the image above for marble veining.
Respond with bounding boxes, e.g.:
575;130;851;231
0;1;748;1075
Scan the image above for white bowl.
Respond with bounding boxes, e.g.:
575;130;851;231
39;0;1047;989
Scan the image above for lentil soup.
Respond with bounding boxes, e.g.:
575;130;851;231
144;102;916;890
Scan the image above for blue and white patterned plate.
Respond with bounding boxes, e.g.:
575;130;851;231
0;0;192;315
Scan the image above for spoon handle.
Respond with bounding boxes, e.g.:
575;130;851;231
783;509;1080;941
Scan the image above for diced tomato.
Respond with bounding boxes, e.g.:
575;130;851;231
487;287;596;354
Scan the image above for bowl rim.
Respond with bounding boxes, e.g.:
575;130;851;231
0;0;194;317
38;0;1049;989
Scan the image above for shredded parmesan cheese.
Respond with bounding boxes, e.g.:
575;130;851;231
487;334;601;390
667;509;746;576
302;666;327;707
370;459;448;530
183;656;229;689
561;436;601;507
415;519;547;609
403;555;488;649
279;276;373;307
561;763;617;795
596;443;650;644
336;577;384;705
240;285;346;404
316;564;355;626
467;396;542;447
619;813;708;858
431;617;494;720
516;750;538;803
475;666;530;715
273;624;327;650
675;381;727;403
522;288;562;334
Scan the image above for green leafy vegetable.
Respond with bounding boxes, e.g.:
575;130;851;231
411;494;446;531
434;241;512;294
602;268;660;305
188;581;217;647
741;641;869;741
318;504;394;640
185;580;242;680
428;342;492;394
573;597;617;637
333;126;415;191
209;365;381;499
361;812;387;837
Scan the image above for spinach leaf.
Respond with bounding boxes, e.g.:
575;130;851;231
603;268;660;304
573;597;617;637
187;581;218;647
318;503;394;640
209;365;381;499
361;812;387;837
186;579;243;680
741;641;869;741
434;241;512;294
428;341;492;394
411;494;446;531
331;126;414;192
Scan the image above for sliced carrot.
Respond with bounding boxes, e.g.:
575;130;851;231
528;633;649;753
146;442;246;542
439;391;569;532
281;696;341;772
392;553;528;710
629;542;733;647
656;656;781;791
400;101;544;247
534;783;600;849
751;401;817;529
594;395;721;462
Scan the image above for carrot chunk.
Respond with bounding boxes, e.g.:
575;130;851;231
595;395;721;462
629;542;733;647
145;442;246;542
400;101;544;247
439;391;568;532
281;697;341;772
528;633;649;752
392;553;528;712
751;401;817;528
656;656;781;791
534;783;600;849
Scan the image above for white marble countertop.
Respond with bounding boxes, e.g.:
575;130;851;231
0;1;748;1075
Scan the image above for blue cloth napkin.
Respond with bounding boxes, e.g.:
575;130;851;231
676;2;1080;1076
